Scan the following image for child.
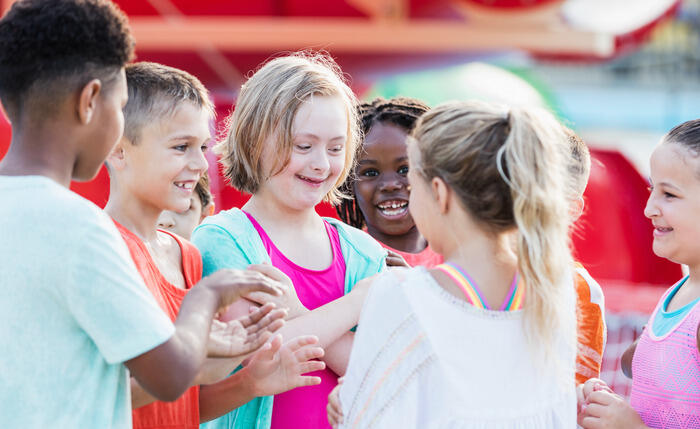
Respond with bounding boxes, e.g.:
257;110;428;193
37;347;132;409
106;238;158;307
336;97;442;268
563;129;607;385
158;172;214;240
192;53;387;429
334;101;578;427
578;119;700;428
105;61;326;428
0;2;285;427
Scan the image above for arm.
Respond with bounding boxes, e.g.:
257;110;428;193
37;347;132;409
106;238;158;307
199;335;325;422
244;265;374;375
125;270;285;402
621;338;639;379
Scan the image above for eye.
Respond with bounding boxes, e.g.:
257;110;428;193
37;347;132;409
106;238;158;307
398;165;409;175
173;144;187;152
664;192;677;199
295;143;311;151
201;143;209;152
329;145;344;154
359;168;379;178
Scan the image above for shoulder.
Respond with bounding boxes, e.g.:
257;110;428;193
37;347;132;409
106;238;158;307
194;208;253;243
325;217;387;261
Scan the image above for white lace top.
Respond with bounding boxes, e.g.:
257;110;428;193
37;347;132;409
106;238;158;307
339;267;577;429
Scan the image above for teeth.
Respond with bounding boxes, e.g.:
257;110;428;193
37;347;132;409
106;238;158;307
175;182;194;190
378;200;408;209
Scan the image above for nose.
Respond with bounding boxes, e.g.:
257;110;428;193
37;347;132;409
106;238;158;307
189;147;209;174
310;148;330;172
644;193;659;219
379;173;405;193
158;212;176;229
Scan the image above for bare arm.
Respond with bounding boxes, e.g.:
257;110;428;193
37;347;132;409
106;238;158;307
621;338;639;379
125;270;284;402
199;335;325;422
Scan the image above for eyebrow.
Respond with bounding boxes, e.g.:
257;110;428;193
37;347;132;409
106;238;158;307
294;132;346;142
169;135;212;143
658;181;681;190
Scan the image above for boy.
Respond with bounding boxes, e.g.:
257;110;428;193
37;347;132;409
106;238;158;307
0;2;284;427
107;62;325;428
565;129;607;385
157;173;214;240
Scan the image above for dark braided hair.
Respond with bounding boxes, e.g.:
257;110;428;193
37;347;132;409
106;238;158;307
336;97;429;228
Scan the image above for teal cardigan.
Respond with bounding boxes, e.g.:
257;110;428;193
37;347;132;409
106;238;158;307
192;208;386;429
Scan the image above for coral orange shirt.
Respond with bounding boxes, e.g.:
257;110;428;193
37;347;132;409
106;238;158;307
378;241;443;268
574;263;606;385
114;221;203;429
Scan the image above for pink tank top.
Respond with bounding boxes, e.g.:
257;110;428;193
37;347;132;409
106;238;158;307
630;280;700;428
244;212;346;429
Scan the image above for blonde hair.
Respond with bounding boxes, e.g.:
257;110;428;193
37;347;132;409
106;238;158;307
412;100;575;369
562;126;591;198
216;52;361;204
124;62;215;144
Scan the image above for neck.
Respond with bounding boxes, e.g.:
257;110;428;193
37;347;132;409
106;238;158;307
687;263;700;288
441;220;517;279
243;192;320;230
366;224;427;254
0;125;77;188
104;181;162;242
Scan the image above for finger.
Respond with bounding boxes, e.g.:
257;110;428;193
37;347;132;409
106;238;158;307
579;416;603;429
385;256;407;267
295;345;325;362
284;335;319;352
582;403;606;418
250;334;282;362
296;375;322;387
239;302;275;327
327;403;342;427
245;310;286;338
587;391;616;406
298;360;326;374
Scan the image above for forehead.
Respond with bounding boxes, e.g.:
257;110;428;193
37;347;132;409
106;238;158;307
293;94;348;136
363;122;408;152
650;143;700;187
146;101;212;141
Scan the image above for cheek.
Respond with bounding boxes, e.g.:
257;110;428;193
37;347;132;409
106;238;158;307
354;181;375;210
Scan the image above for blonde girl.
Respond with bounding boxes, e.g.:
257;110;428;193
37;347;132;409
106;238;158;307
332;101;577;428
192;52;386;429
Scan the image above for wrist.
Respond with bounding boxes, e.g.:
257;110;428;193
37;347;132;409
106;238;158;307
232;365;260;398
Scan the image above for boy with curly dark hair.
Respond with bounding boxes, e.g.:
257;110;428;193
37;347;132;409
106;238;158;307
0;2;286;427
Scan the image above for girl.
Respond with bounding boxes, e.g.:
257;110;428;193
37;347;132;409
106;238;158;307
192;53;386;429
333;101;578;428
578;119;700;428
336;97;443;267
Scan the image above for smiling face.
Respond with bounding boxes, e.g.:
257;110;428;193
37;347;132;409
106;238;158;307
121;101;211;213
354;122;416;236
258;94;348;212
644;142;700;267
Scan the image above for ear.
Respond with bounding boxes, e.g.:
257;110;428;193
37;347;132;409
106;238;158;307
77;79;102;125
570;196;585;221
431;176;450;214
106;138;128;171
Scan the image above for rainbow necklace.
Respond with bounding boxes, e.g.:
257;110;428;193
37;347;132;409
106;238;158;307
435;262;524;311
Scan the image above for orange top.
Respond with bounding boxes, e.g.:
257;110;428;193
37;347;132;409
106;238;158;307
378;241;444;268
574;263;606;385
115;221;203;429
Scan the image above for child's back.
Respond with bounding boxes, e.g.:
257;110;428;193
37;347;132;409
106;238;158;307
0;176;174;427
339;101;578;428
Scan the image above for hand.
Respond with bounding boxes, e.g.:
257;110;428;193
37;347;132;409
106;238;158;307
577;378;612;421
199;268;286;312
207;303;286;358
245;264;307;319
580;390;648;429
327;377;344;428
242;334;325;397
385;250;410;268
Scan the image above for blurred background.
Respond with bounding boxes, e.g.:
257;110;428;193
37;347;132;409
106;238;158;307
2;0;698;396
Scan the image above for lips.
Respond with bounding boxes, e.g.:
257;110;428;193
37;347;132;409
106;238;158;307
653;225;673;237
174;180;196;192
296;174;327;187
376;199;409;218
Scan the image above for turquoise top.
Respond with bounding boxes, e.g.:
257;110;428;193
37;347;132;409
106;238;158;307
192;208;386;429
651;276;698;337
